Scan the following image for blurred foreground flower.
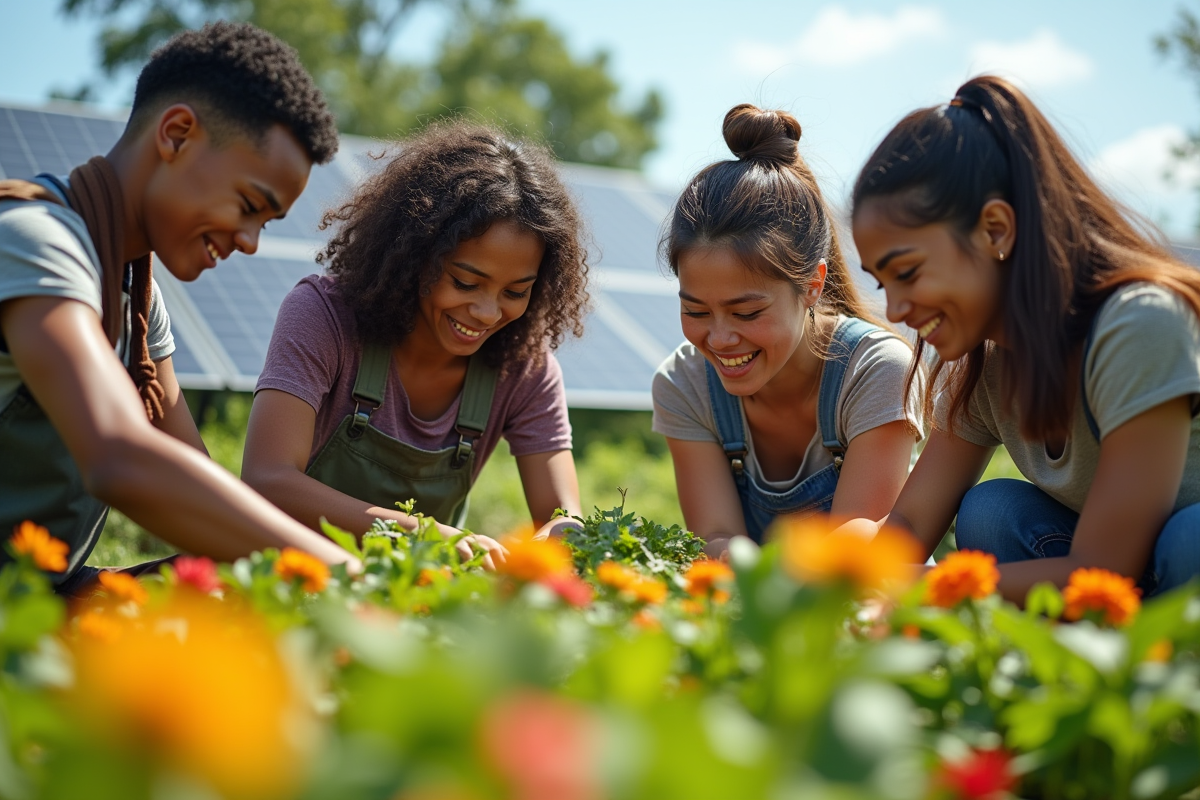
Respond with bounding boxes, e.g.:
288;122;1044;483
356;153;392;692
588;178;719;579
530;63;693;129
173;556;221;594
684;559;733;603
1063;567;1140;626
275;547;330;593
933;747;1016;799
499;535;573;583
780;517;921;593
9;521;68;572
96;571;148;606
480;690;602;800
596;560;638;591
71;594;313;799
926;550;999;608
541;573;593;608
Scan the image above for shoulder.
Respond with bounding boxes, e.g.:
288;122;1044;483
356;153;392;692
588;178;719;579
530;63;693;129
0;197;94;263
652;341;710;401
836;318;915;382
500;346;564;390
0;197;102;311
1095;281;1199;336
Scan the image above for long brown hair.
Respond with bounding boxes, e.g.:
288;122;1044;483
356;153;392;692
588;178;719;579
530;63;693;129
663;103;885;348
852;75;1200;440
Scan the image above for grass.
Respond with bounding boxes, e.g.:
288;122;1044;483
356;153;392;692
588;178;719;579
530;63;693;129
87;395;1023;567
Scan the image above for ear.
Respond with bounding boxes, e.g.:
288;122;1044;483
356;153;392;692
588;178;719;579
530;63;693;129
806;259;828;306
154;104;204;163
975;198;1016;263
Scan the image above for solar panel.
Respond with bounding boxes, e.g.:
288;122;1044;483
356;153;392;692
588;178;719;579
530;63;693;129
0;101;687;408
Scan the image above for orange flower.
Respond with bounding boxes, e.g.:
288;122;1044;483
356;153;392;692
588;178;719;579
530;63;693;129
497;536;573;583
72;594;311;800
780;517;922;593
9;521;68;572
416;566;453;586
901;624;921;640
1145;640;1173;663
925;550;1000;608
1063;567;1141;626
97;571;149;606
631;609;661;630
679;599;705;616
595;560;639;591
683;559;734;600
76;610;122;644
627;576;667;605
274;548;330;593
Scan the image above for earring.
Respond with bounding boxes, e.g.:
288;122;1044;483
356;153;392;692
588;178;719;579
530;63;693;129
808;306;815;323
998;250;1006;261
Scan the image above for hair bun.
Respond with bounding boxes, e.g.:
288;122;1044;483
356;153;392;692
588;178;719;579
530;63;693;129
722;104;802;164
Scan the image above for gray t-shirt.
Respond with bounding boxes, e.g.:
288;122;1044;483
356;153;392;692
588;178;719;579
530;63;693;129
652;319;923;490
0;176;174;410
936;282;1200;513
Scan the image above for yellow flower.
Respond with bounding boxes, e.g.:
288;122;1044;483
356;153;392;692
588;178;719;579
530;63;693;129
72;594;311;800
925;550;1000;608
497;536;572;583
1063;567;1141;626
274;547;330;593
9;521;68;572
780;516;922;593
627;576;668;605
96;571;149;606
76;610;122;644
683;559;734;601
596;560;639;591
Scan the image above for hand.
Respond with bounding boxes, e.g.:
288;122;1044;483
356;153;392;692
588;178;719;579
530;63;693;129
533;517;581;540
455;533;508;571
703;537;732;561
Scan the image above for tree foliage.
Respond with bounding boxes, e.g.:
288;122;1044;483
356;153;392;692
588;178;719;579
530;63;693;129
1156;6;1200;227
58;0;663;168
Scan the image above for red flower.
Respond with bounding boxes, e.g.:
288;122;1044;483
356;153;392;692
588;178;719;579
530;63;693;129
935;748;1017;799
174;557;221;594
540;574;593;608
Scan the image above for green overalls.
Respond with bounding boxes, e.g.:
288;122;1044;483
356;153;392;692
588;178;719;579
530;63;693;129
305;342;499;527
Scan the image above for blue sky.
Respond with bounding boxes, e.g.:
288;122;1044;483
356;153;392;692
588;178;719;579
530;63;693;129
5;0;1200;238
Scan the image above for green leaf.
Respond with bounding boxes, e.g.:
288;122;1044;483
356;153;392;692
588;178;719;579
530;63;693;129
320;518;363;560
1025;582;1065;620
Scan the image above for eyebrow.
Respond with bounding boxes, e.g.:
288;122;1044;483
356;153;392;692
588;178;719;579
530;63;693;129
678;290;769;306
250;182;285;219
865;247;916;274
452;261;538;283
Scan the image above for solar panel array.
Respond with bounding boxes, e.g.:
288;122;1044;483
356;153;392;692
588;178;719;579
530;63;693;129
0;102;685;409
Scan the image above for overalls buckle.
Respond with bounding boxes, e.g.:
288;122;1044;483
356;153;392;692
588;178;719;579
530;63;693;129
348;401;378;439
452;425;481;469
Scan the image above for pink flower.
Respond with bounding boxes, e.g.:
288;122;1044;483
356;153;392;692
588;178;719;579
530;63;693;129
174;557;221;594
935;748;1017;799
540;574;593;608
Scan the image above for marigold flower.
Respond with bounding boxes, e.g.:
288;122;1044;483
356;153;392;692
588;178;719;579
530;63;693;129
9;521;68;572
173;556;221;594
497;536;573;583
1063;567;1141;626
780;517;922;593
416;566;453;587
627;576;668;605
97;571;149;606
901;624;921;640
631;609;661;630
541;574;593;608
926;550;1000;608
683;559;734;599
679;599;705;616
595;560;639;591
76;610;122;644
934;747;1017;800
274;548;330;593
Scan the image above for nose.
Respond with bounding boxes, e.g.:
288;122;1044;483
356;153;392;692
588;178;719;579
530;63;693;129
706;317;739;350
471;294;502;327
885;288;911;325
233;225;261;256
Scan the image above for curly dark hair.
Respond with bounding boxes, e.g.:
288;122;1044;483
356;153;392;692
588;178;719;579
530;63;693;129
317;122;590;368
128;21;338;164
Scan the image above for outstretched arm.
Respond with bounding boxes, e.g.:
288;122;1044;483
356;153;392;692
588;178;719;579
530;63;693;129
666;437;748;557
150;353;207;454
1;295;356;567
515;449;582;538
830;420;919;521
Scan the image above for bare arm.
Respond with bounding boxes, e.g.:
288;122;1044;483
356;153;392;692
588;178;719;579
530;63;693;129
666;437;748;555
515;449;582;538
1;295;356;567
829;420;919;521
151;354;207;454
993;397;1191;603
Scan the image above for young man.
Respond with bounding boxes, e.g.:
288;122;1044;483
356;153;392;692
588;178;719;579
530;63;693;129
0;21;357;591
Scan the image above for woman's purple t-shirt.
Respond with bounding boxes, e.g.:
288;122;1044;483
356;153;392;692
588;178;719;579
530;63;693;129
256;275;572;481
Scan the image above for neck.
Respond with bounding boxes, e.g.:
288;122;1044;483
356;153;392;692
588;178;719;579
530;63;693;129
393;324;469;374
752;313;829;407
105;141;152;264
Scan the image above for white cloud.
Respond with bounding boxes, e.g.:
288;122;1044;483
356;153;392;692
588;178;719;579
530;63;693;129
1090;124;1200;236
732;5;947;74
966;29;1093;90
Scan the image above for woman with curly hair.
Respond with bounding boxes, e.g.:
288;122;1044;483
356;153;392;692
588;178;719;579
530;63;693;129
242;123;590;564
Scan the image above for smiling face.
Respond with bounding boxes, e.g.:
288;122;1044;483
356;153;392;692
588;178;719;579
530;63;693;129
677;246;817;396
413;219;545;358
853;198;1009;361
141;109;312;282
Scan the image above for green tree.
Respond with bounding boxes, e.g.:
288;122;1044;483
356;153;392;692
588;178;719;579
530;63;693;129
1156;6;1200;228
59;0;663;168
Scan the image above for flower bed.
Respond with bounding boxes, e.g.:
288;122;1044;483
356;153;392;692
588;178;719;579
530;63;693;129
1;507;1198;800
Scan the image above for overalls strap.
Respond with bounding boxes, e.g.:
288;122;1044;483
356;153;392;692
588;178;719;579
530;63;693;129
348;342;392;438
1080;315;1102;441
817;318;879;465
705;360;748;479
452;356;499;469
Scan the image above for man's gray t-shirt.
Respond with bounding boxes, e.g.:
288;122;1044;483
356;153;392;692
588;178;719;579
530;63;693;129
936;283;1200;513
0;176;174;410
652;320;923;490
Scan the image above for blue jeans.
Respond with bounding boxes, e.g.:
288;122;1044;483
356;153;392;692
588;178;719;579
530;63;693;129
955;479;1200;598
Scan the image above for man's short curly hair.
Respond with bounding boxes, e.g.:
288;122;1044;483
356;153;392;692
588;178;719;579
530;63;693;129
128;21;338;164
317;122;590;369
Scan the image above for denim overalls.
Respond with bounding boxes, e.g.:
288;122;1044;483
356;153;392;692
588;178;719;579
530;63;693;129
704;317;880;542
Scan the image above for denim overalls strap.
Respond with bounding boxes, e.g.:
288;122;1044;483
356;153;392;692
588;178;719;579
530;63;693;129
705;317;881;541
305;342;498;527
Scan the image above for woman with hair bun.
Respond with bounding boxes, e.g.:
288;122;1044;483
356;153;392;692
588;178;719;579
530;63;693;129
848;76;1200;601
652;104;923;555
